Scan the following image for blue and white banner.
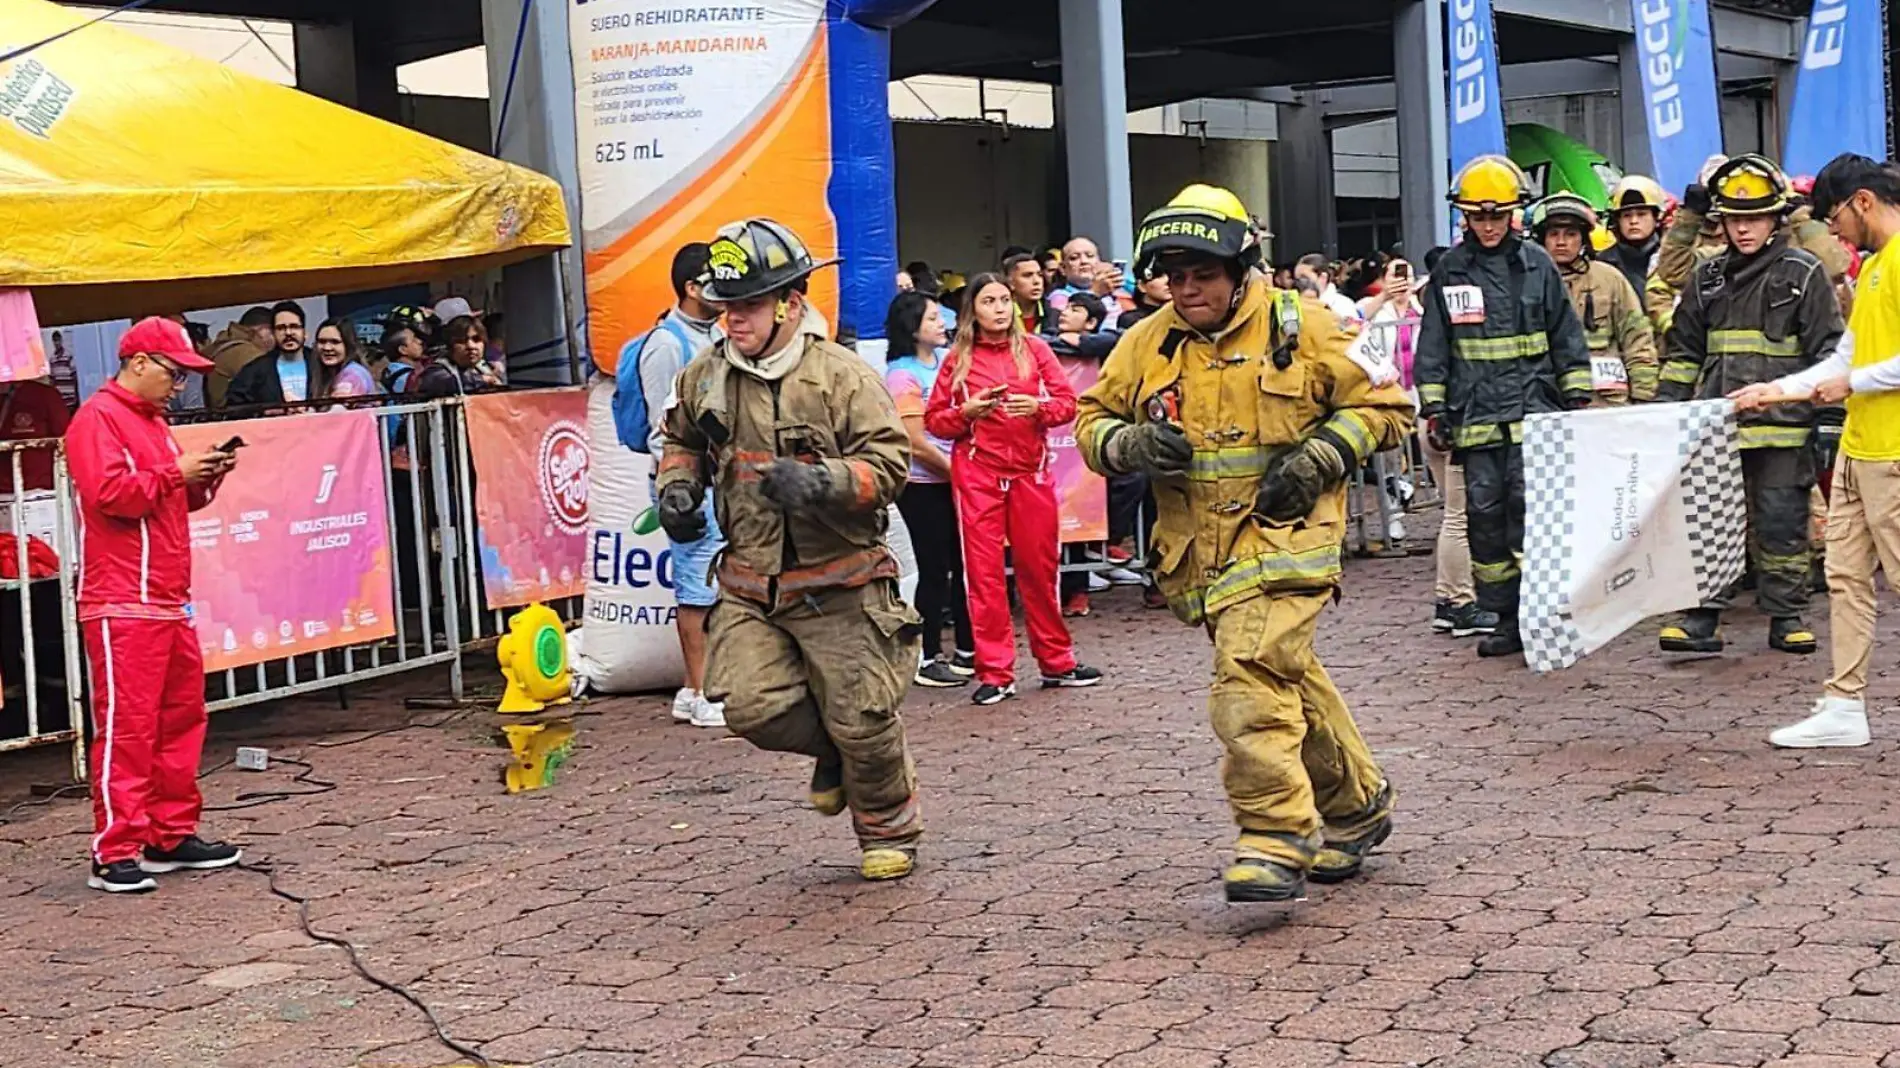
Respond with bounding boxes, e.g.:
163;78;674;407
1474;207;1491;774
1446;0;1507;176
1784;0;1890;178
1629;0;1725;196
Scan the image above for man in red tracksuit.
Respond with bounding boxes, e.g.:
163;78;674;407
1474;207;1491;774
68;318;242;894
924;273;1103;705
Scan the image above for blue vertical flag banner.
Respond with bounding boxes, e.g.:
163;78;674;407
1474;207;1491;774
1783;0;1890;178
1446;0;1507;177
1629;0;1725;196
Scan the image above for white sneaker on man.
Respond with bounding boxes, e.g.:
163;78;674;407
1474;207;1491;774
690;695;727;729
1769;696;1870;749
1087;571;1111;593
1103;567;1145;586
671;688;699;723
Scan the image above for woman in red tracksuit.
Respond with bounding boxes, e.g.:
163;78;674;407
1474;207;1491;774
925;273;1103;705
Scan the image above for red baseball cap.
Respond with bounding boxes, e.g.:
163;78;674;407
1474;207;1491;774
117;317;213;371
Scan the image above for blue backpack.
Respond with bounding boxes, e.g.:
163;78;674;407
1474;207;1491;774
612;315;696;454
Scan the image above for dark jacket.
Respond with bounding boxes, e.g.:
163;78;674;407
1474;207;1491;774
1656;233;1844;449
226;350;320;408
416;360;497;399
1414;234;1593;451
1598;235;1658;303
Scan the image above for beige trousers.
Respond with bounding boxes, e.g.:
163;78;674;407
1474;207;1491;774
1824;459;1900;701
1424;439;1475;605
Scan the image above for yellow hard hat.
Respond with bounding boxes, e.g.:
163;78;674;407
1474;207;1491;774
1134;183;1261;276
1590;228;1616;253
1709;154;1791;217
1609;175;1667;214
1449;155;1529;212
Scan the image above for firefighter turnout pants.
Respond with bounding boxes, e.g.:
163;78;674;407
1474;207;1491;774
1208;591;1390;869
84;616;209;865
1706;446;1814;619
953;458;1078;687
705;581;924;848
1461;444;1526;631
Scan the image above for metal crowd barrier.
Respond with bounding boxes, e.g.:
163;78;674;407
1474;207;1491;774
0;440;84;781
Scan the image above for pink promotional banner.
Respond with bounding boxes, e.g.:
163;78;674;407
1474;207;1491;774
174;412;396;672
0;289;49;384
1050;356;1108;544
464;388;590;609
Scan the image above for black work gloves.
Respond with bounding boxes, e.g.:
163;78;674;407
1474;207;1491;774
1255;437;1349;524
1106;421;1193;477
657;483;707;542
759;458;832;510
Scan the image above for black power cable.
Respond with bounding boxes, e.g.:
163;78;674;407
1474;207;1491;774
238;858;492;1068
0;0;158;67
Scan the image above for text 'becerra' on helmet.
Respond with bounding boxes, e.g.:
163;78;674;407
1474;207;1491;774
1708;154;1793;218
1133;184;1263;278
700;218;841;304
1449;155;1529;213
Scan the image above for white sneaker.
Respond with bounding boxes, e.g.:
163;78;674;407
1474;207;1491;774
1103;566;1145;586
1769;696;1870;749
1087;571;1111;593
689;695;727;729
671;688;699;723
1387;516;1407;542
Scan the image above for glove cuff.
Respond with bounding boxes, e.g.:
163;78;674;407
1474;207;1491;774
1308;429;1354;483
1101;424;1137;476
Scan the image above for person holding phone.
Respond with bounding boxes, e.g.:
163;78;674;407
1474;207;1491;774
66;318;242;893
925;273;1103;705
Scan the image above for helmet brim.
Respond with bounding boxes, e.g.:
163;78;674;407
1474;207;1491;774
700;256;842;304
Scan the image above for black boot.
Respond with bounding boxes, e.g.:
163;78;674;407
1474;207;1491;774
1476;619;1523;658
1770;617;1818;655
1659;608;1723;653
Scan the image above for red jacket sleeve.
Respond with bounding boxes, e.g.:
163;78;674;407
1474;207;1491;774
188;472;223;512
66;412;183;520
923;356;971;441
1030;337;1078;428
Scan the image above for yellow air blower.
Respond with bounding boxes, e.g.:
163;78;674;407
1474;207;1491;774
496;604;575;793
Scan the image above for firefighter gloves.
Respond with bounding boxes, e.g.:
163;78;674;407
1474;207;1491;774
657;483;708;542
1255;437;1348;524
759;458;832;510
1106;421;1193;477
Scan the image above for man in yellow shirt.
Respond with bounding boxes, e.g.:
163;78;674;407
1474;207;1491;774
1734;154;1900;748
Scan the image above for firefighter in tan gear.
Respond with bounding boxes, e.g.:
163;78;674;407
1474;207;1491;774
658;218;925;881
1529;193;1660;406
1600;174;1668;301
1076;186;1412;903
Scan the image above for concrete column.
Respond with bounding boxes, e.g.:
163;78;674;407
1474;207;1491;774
1270;96;1337;261
481;0;586;384
1395;0;1450;258
1617;36;1656;180
1056;0;1134;261
292;21;399;121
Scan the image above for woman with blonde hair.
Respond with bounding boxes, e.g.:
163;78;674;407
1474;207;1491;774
924;272;1101;705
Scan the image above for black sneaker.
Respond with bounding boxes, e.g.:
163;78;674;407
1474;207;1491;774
1431;601;1455;632
140;836;242;874
948;651;975;677
914;659;968;688
89;860;157;894
1040;664;1104;688
1446;602;1499;638
972;683;1017;706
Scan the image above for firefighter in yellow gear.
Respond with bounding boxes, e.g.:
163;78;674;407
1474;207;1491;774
1600;174;1668;299
1076;185;1413;903
1528;193;1660;405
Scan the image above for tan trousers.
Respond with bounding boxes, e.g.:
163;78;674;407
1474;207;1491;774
1824;459;1900;701
1207;591;1388;869
1424;438;1475;605
706;581;923;847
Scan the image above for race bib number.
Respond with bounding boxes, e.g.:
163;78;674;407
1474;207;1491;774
1590;356;1630;391
1346;321;1402;387
1444;285;1486;325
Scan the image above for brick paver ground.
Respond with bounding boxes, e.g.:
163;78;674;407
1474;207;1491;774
5;529;1900;1068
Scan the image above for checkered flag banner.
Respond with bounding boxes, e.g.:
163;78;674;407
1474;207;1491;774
1521;400;1746;672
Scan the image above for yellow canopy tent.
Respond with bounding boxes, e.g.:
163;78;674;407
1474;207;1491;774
0;0;571;326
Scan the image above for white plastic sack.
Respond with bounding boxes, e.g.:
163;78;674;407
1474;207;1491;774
1521;399;1748;672
571;376;922;694
572;377;685;695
